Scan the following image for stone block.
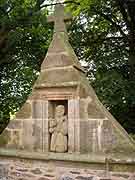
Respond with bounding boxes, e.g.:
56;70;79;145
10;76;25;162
43;54;73;69
0;129;10;147
7;120;22;129
31;168;42;175
60;175;74;180
75;176;93;180
0;163;9;179
79;97;105;119
36;67;79;86
101;120;116;152
22;121;34;150
32;122;42;151
80;120;99;153
16;102;31;119
38;177;50;180
32;101;43;119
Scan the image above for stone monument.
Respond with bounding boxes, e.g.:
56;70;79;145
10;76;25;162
0;3;135;180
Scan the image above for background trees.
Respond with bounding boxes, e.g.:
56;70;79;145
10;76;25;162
0;0;135;134
68;0;135;134
0;0;52;133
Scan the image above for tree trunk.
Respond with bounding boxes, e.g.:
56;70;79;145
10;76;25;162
128;29;135;80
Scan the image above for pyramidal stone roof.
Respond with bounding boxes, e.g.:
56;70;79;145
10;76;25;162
35;4;85;88
41;4;84;71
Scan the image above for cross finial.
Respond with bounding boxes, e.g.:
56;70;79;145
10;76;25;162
48;3;72;33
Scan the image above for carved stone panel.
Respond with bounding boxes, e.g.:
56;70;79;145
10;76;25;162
80;120;99;153
68;99;80;153
32;101;43;119
79;97;105;119
101;120;116;152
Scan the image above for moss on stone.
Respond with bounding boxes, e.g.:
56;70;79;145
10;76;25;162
16;102;31;119
0;130;10;147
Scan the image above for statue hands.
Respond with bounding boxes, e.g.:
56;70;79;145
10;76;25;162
49;119;57;127
49;119;57;134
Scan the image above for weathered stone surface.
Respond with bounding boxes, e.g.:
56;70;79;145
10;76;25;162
128;174;135;180
79;97;105;119
31;168;42;174
70;171;81;175
44;174;55;177
60;175;74;180
22;121;34;150
80;120;99;153
75;176;94;180
7;130;22;149
7;120;22;129
32;101;43;119
0;163;8;178
35;67;80;87
38;177;50;180
43;54;74;69
10;171;21;176
16;102;31;119
0;129;10;147
21;172;35;178
16;168;28;172
101;120;116;152
0;157;134;180
112;173;129;178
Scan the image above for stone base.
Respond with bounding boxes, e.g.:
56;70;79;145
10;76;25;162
0;150;135;180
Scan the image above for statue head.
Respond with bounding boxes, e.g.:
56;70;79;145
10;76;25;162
55;105;65;117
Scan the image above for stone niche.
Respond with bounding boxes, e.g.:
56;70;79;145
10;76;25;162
48;100;68;119
29;86;80;153
44;87;80;154
48;100;68;153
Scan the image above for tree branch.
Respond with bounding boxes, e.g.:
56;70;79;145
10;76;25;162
116;0;131;30
95;10;128;42
40;1;80;9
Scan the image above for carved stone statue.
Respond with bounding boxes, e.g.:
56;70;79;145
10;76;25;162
49;105;68;153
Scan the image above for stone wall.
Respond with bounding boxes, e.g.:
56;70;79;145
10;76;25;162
0;157;134;180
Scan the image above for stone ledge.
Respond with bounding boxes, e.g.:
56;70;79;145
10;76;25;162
34;81;79;88
0;149;135;172
0;149;104;163
0;149;135;164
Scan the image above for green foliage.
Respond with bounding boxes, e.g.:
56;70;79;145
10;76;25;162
130;134;135;140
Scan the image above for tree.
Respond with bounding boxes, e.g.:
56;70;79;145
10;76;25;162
0;0;52;64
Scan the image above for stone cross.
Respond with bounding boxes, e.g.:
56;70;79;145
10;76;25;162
47;3;72;33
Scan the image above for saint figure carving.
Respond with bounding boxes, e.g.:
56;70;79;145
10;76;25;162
49;105;68;153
